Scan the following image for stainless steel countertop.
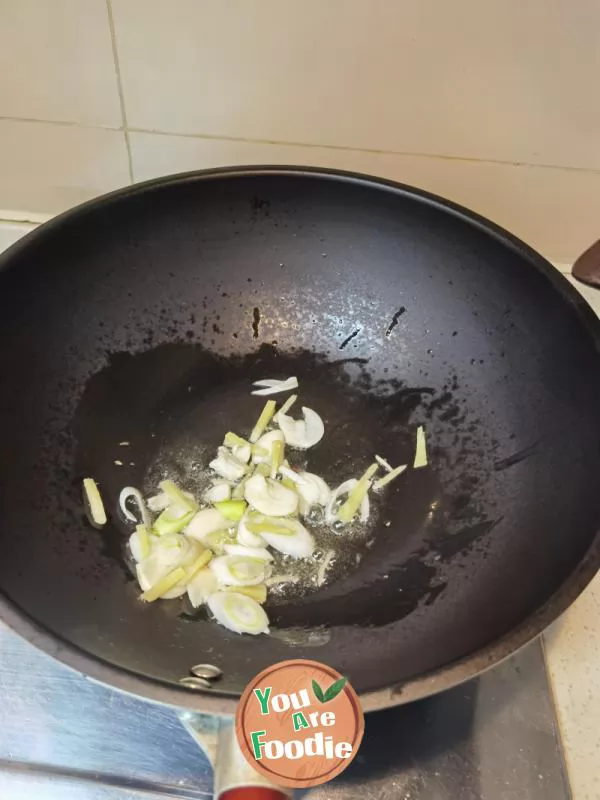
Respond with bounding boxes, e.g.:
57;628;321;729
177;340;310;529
0;621;570;800
0;622;213;799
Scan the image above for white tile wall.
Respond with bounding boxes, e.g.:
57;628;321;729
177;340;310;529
0;0;121;127
113;0;600;171
0;119;130;215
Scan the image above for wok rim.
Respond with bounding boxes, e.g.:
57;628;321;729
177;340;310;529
0;164;598;715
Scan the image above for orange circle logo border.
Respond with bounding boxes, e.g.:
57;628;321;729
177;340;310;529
235;659;364;789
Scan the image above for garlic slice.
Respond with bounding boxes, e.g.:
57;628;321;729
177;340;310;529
147;492;170;512
296;472;331;514
251;430;285;464
260;518;315;558
224;543;274;562
244;474;299;517
204;482;232;503
209;446;248;481
276;406;324;449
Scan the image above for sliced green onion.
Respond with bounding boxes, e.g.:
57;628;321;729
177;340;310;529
210;555;267;586
153;506;195;536
375;454;393;473
251;444;269;459
253;462;270;478
224;584;267;604
209;447;248;481
159;480;197;512
136;524;151;560
82;478;107;528
214;499;247;521
374;464;408;490
249;400;276;443
207;591;269;635
183;549;213;583
141;566;186;602
270;438;284;479
337;463;378;523
413;425;428;468
277;393;298;418
224;432;249;448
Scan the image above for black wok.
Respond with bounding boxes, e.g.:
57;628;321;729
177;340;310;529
0;167;598;716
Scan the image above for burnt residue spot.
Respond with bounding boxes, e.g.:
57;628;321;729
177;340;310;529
494;442;539;472
339;328;361;350
385;307;406;338
251;307;261;339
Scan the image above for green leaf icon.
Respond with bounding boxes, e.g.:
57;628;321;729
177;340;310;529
312;679;325;703
323;676;347;702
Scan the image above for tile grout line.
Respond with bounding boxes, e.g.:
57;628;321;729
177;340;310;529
105;0;134;183
1;114;599;177
126;127;600;176
0;115;122;132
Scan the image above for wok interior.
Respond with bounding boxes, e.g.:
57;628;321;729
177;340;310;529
0;171;599;696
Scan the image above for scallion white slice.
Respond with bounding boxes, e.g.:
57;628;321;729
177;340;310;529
207;591;269;635
210;555;267;586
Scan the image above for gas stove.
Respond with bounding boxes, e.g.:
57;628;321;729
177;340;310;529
0;624;569;799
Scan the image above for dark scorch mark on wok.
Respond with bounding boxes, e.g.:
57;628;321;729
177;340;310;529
494;442;539;472
339;328;361;350
252;307;261;338
385;307;406;338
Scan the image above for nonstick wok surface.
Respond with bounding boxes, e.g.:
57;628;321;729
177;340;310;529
0;168;598;711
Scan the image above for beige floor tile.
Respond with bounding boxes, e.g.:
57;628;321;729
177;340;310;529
0;0;121;127
130;130;600;265
114;0;600;170
545;575;600;800
544;279;599;800
0;120;130;215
